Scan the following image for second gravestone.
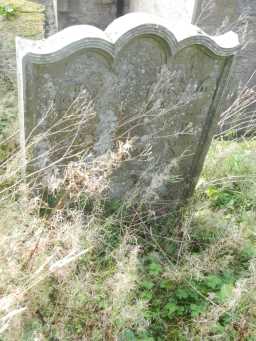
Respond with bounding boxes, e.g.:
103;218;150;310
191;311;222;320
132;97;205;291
127;0;195;23
16;13;239;209
53;0;195;31
193;0;256;133
53;0;129;30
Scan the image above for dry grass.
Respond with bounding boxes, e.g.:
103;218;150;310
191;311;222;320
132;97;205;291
0;119;256;340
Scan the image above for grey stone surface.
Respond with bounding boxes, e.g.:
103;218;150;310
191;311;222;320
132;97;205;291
0;1;44;140
53;0;195;31
126;0;195;23
54;0;126;30
193;0;256;131
16;13;239;209
32;0;57;37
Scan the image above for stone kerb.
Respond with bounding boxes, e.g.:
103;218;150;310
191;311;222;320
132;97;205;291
16;13;239;210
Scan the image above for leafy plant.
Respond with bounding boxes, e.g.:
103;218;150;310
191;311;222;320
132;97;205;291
0;4;16;18
206;185;253;211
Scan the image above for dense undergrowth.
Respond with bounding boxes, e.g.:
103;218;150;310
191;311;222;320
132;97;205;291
0;138;256;340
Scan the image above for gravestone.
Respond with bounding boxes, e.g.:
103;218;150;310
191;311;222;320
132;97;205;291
126;0;195;23
193;0;256;132
54;0;196;31
53;0;128;31
16;13;239;209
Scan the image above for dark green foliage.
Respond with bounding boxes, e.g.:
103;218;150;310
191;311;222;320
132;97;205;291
206;185;254;211
137;258;242;339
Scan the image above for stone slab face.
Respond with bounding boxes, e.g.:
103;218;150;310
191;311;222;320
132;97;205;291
193;0;256;129
54;0;123;30
54;0;195;32
16;13;238;209
126;0;196;24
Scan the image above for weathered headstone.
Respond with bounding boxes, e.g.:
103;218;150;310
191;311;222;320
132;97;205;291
53;0;127;31
16;13;239;209
193;0;256;132
126;0;195;23
53;0;196;31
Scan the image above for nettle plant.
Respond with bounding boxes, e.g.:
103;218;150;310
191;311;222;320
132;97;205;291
0;4;16;19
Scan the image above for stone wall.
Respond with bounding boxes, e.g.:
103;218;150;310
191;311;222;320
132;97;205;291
33;0;57;36
0;0;44;140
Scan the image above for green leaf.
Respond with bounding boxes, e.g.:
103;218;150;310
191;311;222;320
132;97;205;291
0;4;16;18
148;262;162;276
164;302;179;318
205;275;222;290
160;279;172;289
218;283;234;302
141;291;153;301
240;243;256;261
206;186;219;198
176;306;185;316
175;288;190;300
190;304;205;317
142;281;155;290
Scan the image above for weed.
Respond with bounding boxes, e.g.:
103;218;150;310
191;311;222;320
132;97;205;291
0;4;16;19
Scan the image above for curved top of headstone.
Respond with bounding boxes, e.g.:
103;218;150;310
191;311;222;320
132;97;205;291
16;13;240;62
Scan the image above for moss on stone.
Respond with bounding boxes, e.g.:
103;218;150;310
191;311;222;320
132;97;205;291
0;0;44;40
